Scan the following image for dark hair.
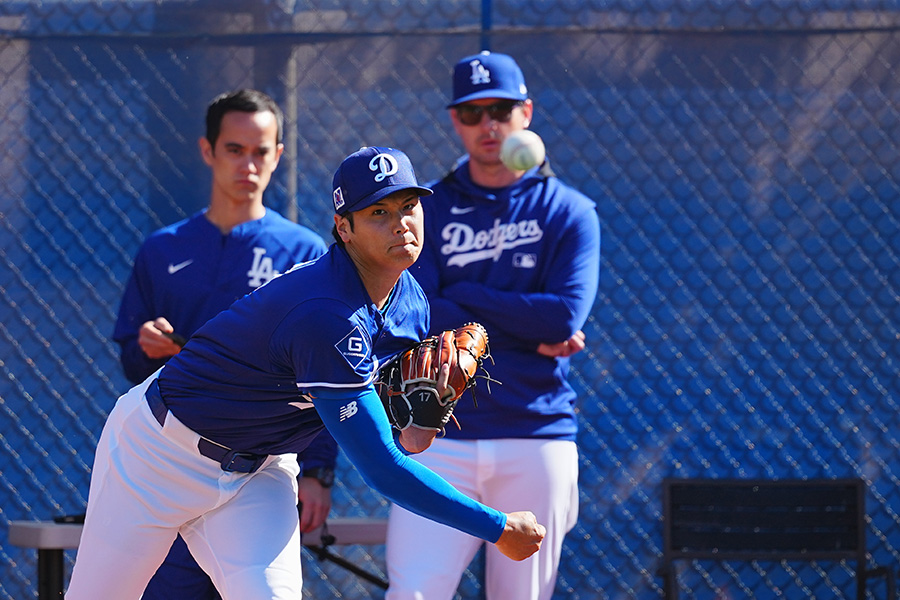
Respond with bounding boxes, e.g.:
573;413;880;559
331;214;354;248
205;89;284;149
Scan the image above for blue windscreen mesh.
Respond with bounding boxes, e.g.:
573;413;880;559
1;1;899;598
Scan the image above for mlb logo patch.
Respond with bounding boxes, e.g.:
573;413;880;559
335;326;369;369
513;253;537;268
333;187;345;212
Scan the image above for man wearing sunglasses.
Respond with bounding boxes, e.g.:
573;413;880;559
386;51;601;600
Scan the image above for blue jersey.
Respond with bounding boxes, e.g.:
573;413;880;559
114;209;328;384
411;158;601;440
158;245;430;456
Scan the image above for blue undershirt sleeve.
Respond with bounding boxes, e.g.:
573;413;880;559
312;386;506;543
113;249;168;384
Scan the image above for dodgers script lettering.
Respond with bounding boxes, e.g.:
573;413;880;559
441;218;543;267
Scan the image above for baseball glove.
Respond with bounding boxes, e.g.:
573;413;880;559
378;322;491;432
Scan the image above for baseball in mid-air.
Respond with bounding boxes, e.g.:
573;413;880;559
500;129;546;171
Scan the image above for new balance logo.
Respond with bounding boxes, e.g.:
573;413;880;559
167;259;194;274
339;401;358;422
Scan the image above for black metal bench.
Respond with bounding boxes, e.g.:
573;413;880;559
660;477;895;600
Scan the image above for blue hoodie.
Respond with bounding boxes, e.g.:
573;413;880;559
411;158;601;440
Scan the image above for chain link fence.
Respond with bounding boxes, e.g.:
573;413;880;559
1;1;899;598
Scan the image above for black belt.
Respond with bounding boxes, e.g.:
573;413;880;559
145;378;266;474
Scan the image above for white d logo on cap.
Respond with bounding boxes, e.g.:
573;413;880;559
369;153;399;182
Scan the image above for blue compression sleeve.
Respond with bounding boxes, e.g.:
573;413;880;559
313;386;506;543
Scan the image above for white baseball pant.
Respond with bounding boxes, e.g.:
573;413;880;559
66;375;303;599
385;437;579;600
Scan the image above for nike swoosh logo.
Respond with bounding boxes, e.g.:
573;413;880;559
167;259;194;275
289;401;315;411
450;206;476;215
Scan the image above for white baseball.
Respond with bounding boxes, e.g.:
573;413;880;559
500;129;546;171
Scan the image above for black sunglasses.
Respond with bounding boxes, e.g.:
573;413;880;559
455;101;524;126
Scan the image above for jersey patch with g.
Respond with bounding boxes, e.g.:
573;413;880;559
335;326;370;370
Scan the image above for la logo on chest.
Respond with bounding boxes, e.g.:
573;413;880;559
247;247;279;287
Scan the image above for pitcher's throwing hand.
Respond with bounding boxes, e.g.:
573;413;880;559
495;511;547;561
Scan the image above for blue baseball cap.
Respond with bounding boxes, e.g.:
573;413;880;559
447;51;529;108
332;146;432;215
